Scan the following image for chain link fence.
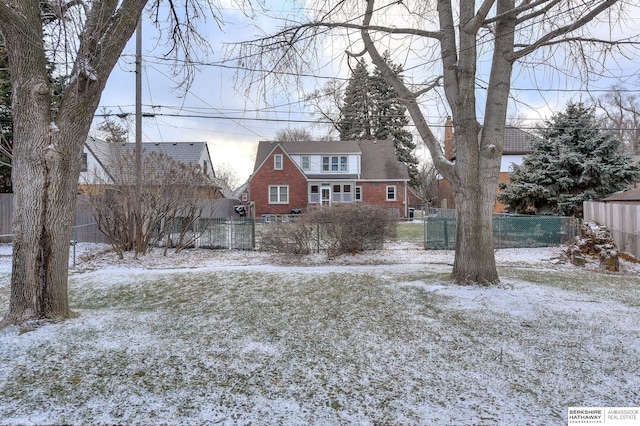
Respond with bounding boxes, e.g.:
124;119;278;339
0;218;256;285
421;215;579;250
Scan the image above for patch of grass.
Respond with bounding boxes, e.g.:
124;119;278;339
1;256;639;424
395;222;425;243
501;266;640;307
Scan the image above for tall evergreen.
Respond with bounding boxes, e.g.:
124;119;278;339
498;102;640;217
338;60;371;141
338;54;419;186
371;52;418;184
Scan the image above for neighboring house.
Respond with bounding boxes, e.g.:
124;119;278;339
601;187;640;204
240;139;413;219
79;137;222;197
437;117;535;213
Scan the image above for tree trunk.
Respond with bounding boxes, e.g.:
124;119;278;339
0;0;147;326
451;132;501;285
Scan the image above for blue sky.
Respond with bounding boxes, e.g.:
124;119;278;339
95;2;640;183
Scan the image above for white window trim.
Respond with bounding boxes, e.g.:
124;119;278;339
321;156;348;173
355;186;362;201
269;185;289;204
301;156;310;170
386;185;397;201
274;154;283;170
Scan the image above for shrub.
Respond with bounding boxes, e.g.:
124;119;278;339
258;205;397;257
258;222;314;255
306;204;397;257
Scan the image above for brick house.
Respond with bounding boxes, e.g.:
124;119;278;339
438;117;536;213
240;139;412;219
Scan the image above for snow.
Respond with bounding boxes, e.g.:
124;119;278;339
0;243;639;425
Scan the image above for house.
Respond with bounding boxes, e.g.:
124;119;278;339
601;187;640;204
438;117;536;213
79;137;222;197
239;139;412;219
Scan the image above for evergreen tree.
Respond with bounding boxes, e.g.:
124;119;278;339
338;55;419;185
371;52;418;185
498;102;640;217
338;60;371;140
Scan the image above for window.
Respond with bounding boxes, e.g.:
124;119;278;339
269;185;288;203
343;185;352;202
274;154;283;170
301;156;310;170
309;185;319;203
332;184;341;202
386;185;397;201
331;156;339;171
81;153;88;172
322;156;348;172
355;186;362;201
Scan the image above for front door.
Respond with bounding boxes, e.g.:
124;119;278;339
321;187;331;206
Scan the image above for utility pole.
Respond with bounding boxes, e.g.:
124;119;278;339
135;16;143;252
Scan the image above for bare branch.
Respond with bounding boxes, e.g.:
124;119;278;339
513;0;620;60
464;0;496;33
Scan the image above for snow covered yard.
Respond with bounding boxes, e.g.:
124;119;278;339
0;244;639;425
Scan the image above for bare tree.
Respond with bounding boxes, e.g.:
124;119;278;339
413;161;439;205
304;78;345;137
0;1;226;326
274;127;314;142
87;148;215;258
229;0;638;284
213;162;240;198
596;86;640;155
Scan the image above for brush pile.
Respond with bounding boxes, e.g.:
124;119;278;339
565;222;620;271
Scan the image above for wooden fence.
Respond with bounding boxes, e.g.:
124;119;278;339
583;200;640;258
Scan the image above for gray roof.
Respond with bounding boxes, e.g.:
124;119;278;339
119;142;207;165
358;140;409;180
252;139;409;181
253;140;361;172
85;138;211;181
602;187;640;202
503;127;536;154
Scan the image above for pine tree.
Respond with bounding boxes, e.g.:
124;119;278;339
498;102;640;217
338;55;419;185
371;52;418;185
338;60;371;140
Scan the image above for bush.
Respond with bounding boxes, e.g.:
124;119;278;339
308;204;397;257
258;205;397;257
258;222;314;255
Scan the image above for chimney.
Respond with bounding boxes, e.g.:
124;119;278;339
444;116;454;160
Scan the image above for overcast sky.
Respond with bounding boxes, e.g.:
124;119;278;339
95;2;640;184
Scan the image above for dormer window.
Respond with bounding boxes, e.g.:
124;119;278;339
322;156;347;172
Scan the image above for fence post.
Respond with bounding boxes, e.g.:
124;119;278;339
444;218;449;250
